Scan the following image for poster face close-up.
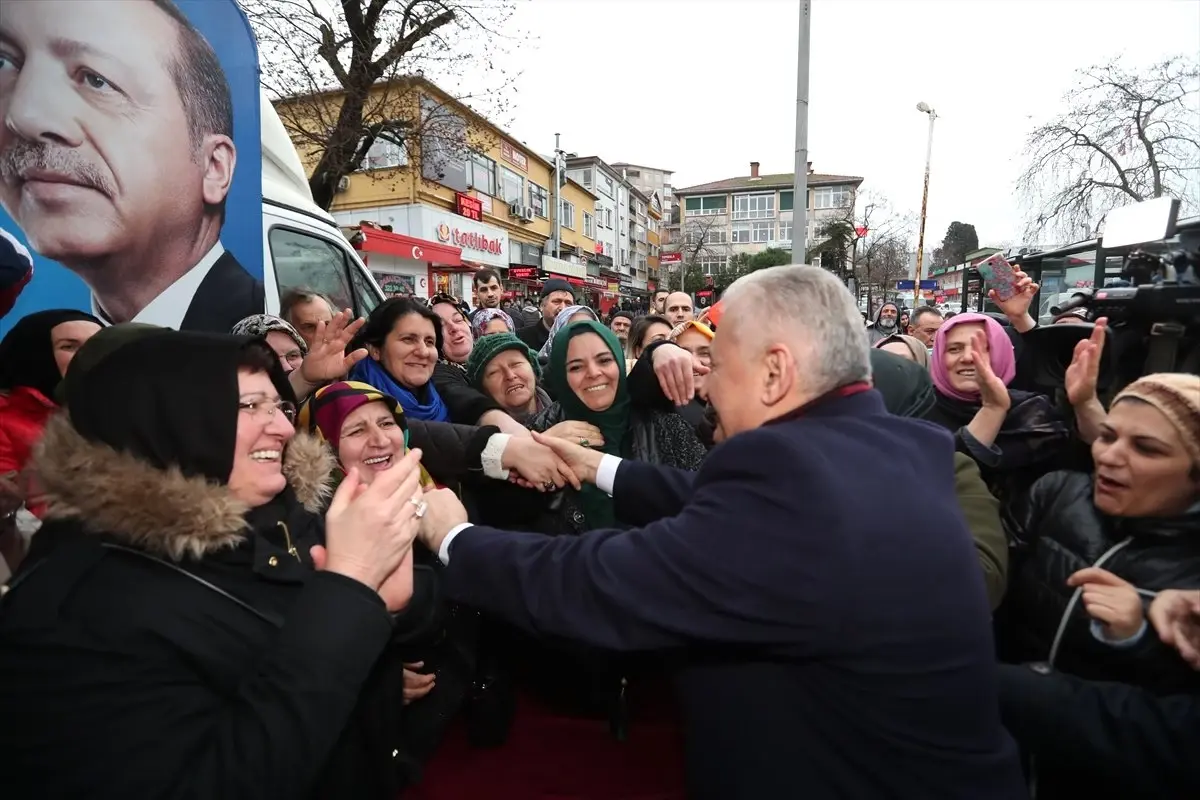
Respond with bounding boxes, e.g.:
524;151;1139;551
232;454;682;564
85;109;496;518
0;0;263;336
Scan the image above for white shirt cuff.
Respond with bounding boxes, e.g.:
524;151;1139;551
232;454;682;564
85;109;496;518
481;433;512;480
595;454;623;496
438;522;473;564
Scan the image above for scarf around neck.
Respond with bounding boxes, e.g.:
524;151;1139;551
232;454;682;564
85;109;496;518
350;356;449;422
547;320;630;529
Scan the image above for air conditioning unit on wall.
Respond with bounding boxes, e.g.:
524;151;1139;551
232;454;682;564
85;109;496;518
521;207;535;223
508;201;523;217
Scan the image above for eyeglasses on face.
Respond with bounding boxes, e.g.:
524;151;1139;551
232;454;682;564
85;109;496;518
238;398;298;424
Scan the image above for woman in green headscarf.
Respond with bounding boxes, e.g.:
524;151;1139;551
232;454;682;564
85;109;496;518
531;319;705;532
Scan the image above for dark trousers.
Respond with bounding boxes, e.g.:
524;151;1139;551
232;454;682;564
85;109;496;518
998;663;1200;799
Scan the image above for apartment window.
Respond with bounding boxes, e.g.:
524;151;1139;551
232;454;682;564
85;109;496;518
704;227;727;245
583;211;595;238
466;152;496;196
650;244;659;257
698;256;728;275
360;132;407;170
627;169;641;178
779;220;794;243
684;195;726;216
637;255;647;272
636;225;647;243
560;199;576;230
779;190;794;211
580;168;593;186
529;182;549;218
499;166;524;205
621;248;628;266
814;187;851;209
751;221;774;243
731;222;751;243
605;208;613;227
599;173;614;197
732;193;775;220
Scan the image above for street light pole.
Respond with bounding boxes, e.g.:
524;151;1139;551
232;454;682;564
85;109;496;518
914;103;936;308
792;0;811;266
553;133;562;259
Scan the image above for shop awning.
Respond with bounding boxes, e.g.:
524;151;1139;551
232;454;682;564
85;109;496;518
356;227;463;268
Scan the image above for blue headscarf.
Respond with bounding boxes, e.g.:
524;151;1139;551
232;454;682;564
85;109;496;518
349;356;449;422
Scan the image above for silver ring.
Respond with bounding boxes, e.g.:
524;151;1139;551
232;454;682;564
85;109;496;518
542;481;556;491
410;497;427;518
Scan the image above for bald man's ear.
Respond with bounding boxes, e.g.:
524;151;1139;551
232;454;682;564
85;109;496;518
760;343;795;406
200;134;236;207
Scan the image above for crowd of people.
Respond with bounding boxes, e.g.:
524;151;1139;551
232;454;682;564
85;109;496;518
0;261;1197;799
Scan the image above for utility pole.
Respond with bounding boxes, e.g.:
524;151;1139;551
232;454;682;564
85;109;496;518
914;104;937;308
792;0;811;266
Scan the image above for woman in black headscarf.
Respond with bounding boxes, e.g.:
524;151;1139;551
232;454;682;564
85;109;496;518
0;326;440;799
0;309;101;520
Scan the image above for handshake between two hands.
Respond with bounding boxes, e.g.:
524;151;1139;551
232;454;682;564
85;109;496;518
314;435;608;609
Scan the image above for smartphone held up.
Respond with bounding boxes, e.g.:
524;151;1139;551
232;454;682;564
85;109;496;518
976;253;1022;303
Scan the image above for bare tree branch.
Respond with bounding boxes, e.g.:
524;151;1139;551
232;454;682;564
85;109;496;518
247;0;525;209
1017;54;1200;241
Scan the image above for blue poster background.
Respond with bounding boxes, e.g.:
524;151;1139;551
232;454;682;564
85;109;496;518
0;0;262;337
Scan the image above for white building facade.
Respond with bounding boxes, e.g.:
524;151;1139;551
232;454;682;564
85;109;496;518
673;161;864;275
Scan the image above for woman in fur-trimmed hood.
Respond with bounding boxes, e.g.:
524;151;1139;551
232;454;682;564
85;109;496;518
0;326;439;800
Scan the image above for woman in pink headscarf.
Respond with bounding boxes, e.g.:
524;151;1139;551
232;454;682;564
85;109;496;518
927;313;1074;502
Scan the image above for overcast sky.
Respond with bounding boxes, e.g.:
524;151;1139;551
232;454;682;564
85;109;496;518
497;0;1200;248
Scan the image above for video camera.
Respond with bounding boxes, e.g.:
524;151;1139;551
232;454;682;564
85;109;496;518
1049;247;1200;326
1023;241;1200;393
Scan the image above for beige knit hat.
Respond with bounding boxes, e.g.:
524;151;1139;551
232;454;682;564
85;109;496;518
1112;373;1200;465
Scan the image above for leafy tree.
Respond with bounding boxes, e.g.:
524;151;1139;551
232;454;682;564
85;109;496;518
246;0;518;210
938;222;979;268
1017;54;1200;240
748;248;793;269
809;220;854;276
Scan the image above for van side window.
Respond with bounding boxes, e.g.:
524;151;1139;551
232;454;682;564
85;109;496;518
269;227;357;314
346;255;380;317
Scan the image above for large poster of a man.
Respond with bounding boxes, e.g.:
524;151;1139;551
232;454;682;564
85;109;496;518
0;0;263;336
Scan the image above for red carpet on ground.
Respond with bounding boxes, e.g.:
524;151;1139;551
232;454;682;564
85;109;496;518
405;690;688;800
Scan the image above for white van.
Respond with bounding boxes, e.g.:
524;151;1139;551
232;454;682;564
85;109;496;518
258;90;384;319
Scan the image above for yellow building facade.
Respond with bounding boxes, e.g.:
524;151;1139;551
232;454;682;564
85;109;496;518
275;77;596;301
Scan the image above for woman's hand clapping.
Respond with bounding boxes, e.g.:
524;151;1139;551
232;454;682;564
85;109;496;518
970;329;1011;412
319;449;425;599
1065;317;1108;407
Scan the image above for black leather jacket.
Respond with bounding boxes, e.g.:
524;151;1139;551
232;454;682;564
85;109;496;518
1000;470;1200;695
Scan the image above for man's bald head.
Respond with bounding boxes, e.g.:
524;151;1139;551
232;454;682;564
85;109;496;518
707;266;870;439
664;292;694;325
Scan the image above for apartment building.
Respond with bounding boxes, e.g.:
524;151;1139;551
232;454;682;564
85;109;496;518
612;162;675;221
613;162;676;271
628;185;651;290
276;76;596;301
673;161;864;275
565;156;633;297
647;193;662;290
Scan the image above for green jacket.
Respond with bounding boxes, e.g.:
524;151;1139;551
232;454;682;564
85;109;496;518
954;453;1008;610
